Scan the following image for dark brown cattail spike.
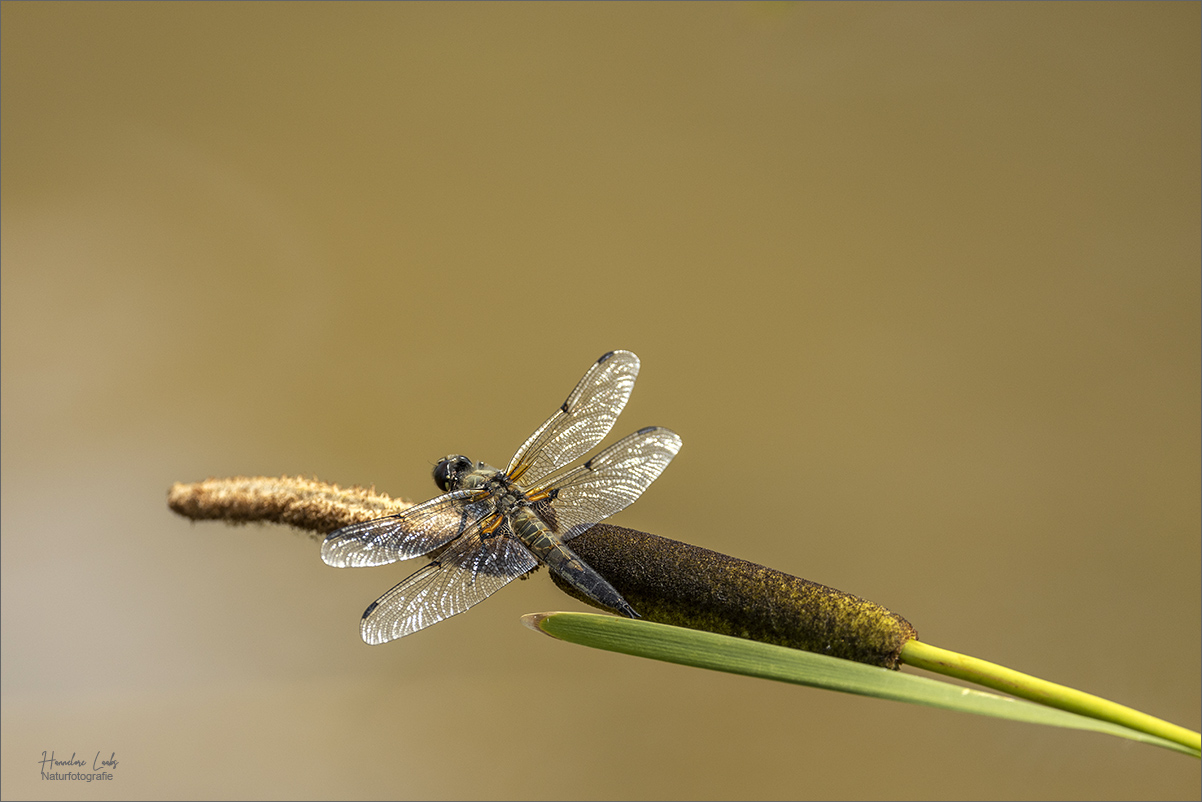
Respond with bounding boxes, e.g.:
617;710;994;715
556;524;917;669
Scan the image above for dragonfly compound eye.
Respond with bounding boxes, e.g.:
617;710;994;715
433;455;472;492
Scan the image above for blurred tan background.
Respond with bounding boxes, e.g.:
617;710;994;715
2;2;1198;799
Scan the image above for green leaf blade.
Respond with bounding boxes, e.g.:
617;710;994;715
523;612;1199;757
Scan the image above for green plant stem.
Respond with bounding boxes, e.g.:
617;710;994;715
901;639;1201;754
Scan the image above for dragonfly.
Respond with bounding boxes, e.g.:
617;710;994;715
321;350;682;644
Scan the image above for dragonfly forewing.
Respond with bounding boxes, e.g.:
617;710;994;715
321;489;488;568
506;350;640;486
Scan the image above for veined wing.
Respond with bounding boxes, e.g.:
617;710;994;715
506;350;640;486
359;529;539;644
322;490;490;568
535;426;682;539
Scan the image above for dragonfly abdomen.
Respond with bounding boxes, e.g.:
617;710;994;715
509;508;638;619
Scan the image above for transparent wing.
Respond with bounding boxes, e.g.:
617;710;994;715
536;426;682;539
506;350;640;486
321;490;491;568
358;530;539;644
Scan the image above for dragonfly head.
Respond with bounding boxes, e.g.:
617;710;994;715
433;454;474;492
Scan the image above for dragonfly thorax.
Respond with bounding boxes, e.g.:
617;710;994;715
434;454;532;537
